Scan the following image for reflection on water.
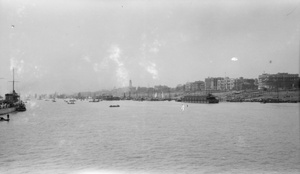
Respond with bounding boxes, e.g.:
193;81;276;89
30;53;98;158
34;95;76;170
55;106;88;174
0;100;299;174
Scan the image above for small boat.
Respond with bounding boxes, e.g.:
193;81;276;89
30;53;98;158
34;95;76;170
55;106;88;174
0;118;10;122
68;99;76;104
89;99;100;102
0;115;10;122
260;100;266;104
16;103;26;111
109;105;120;107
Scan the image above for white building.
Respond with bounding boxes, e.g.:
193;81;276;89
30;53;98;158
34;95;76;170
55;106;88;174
217;77;235;90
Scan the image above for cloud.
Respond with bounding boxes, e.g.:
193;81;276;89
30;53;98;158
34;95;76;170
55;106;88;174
108;45;129;87
149;47;159;53
17;5;26;18
82;55;91;63
32;65;44;79
10;57;24;75
140;61;158;80
90;46;129;88
147;63;158;79
116;67;129;87
93;63;99;72
149;39;164;54
231;57;238;61
140;35;164;54
139;37;160;80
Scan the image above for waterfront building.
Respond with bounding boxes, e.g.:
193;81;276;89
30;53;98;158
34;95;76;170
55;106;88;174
217;77;235;91
233;78;243;90
175;84;185;92
258;73;299;90
233;77;257;90
154;85;170;92
136;87;148;93
242;78;257;90
191;81;205;91
205;77;223;90
184;81;205;92
258;73;269;90
185;82;192;92
254;78;259;87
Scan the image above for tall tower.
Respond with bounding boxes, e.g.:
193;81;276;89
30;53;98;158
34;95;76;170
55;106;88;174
129;80;132;88
129;80;132;98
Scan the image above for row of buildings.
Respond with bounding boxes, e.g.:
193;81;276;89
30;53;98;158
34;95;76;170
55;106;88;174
203;77;257;91
126;72;299;95
86;72;300;99
31;72;299;100
183;73;299;92
175;77;257;92
258;73;299;90
45;72;299;99
185;73;299;92
107;72;299;99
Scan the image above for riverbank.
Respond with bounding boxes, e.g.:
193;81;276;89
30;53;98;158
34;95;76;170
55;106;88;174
212;89;299;103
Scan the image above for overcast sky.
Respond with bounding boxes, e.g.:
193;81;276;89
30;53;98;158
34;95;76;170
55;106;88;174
0;0;299;95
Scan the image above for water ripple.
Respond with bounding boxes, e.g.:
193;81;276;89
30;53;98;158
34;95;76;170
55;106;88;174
0;101;299;174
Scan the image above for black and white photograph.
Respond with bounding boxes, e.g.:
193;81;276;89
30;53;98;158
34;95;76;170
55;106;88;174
0;0;299;173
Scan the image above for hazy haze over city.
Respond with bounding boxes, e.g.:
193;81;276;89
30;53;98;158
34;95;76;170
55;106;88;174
0;0;299;94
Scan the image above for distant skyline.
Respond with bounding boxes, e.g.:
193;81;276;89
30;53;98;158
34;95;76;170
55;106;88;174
0;0;299;95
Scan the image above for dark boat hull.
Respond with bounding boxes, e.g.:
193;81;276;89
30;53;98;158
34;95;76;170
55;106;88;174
16;108;26;112
109;105;120;107
0;107;16;115
181;94;219;104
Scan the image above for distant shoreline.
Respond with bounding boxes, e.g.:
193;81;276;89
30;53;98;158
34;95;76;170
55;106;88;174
212;89;299;103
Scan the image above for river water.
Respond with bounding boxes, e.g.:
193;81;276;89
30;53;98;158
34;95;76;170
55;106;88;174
0;100;299;174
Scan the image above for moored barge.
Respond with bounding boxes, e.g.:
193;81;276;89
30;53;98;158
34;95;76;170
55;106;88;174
181;94;219;104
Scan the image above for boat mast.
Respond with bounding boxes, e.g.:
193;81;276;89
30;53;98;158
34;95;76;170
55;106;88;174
13;68;15;93
9;68;18;93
